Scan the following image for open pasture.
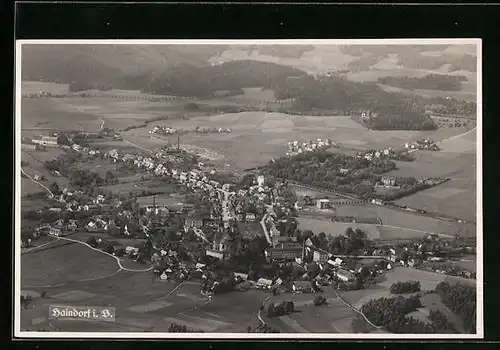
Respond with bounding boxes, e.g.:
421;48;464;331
21;177;44;196
21;149;70;190
136;192;185;207
21;98;102;131
21;240;120;287
265;290;373;333
225;87;277;102
22;81;70;94
128;111;467;170
21;272;267;333
297;216;382;240
378;83;476;102
419;292;465;333
333;205;475;238
75;158;119;176
388;151;476;221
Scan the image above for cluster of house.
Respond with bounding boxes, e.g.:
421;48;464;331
404;139;440;151
194;127;232;134
375;175;401;189
285;138;336;156
368;234;476;277
360;110;379;121
70;143;103;156
331;215;382;225
49;187;115;213
149;126;178;135
356;148;395;162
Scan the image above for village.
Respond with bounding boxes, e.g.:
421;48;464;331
20;129;477;302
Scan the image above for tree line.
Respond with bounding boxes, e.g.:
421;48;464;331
435;281;476;334
378;74;467;92
390;281;422;294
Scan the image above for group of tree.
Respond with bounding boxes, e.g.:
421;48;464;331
363;111;438;131
361;295;435;333
143;60;308;98
390;281;422;294
44;153;80;176
372;182;433;202
326;227;368;255
313;295;328;306
86;236;115;255
266;300;295;318
435;281;476;334
68;168;105;188
428;309;458;334
261;150;396;195
69;81;112;92
167;323;204;333
20;295;33;309
246;324;280;333
378;74;467;92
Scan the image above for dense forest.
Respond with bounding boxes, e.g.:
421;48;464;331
435;282;476;334
260;150;395;198
390;281;422;294
378;74;468;92
361;295;434;333
361;295;457;333
143;60;308;97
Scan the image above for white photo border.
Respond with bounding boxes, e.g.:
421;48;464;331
14;38;483;339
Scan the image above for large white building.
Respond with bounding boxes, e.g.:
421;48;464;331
32;136;58;147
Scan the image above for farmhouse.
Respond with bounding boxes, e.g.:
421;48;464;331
292;281;313;293
67;220;78;231
206;250;224;260
316;199;331;210
49;227;63;237
335;268;355;282
256;278;273;289
32;136;58;147
245;213;256;221
234;272;248;281
125;246;139;254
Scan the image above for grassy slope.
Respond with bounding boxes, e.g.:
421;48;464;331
21;44;228;84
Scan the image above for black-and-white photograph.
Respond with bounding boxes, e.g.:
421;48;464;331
14;40;482;339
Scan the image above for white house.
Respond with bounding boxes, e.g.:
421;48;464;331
335;269;355;282
256;278;273;289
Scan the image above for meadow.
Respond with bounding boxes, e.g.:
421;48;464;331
389;130;476;221
21;148;70;195
339;266;476;322
125;111;474;170
21;240;121;287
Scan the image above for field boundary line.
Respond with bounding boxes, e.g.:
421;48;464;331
57;236;154;272
21;167;54;198
21;237;61;254
335;290;387;333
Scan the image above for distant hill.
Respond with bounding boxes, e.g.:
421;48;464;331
144;60;308;97
210;44;477;77
21;44;228;88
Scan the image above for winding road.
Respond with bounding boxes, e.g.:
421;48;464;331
56;236;154;272
334;290;385;332
21;167;54;198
